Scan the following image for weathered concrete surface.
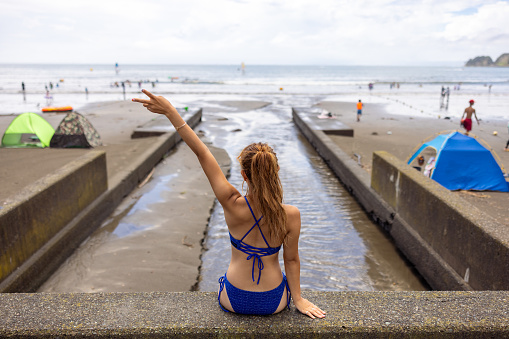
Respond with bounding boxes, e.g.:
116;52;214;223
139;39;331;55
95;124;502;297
296;110;354;136
0;151;107;286
0;110;202;293
0;291;508;337
292;108;395;234
131;109;190;139
292;107;508;291
372;151;509;291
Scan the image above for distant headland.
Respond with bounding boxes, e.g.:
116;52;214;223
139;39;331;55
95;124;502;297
465;53;509;67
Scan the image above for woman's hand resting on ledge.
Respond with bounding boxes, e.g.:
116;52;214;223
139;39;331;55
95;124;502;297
294;297;326;319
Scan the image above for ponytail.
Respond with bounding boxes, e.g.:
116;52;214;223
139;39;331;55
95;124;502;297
238;143;287;244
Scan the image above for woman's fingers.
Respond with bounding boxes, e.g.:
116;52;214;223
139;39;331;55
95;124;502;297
304;310;315;319
305;307;326;319
299;301;326;319
132;89;156;104
312;307;326;318
133;90;174;115
141;89;156;98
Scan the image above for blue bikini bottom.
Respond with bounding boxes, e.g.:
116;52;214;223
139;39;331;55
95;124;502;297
218;273;291;315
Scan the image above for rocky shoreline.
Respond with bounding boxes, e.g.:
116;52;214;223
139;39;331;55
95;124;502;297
465;53;509;67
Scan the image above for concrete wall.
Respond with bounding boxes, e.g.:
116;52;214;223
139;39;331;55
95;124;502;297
1;291;508;337
0;110;202;293
1;108;509;336
0;151;107;288
371;151;509;291
292;108;509;291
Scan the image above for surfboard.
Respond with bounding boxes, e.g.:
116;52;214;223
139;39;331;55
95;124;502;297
42;106;73;113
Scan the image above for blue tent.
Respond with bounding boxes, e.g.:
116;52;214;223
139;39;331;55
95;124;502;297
408;131;509;192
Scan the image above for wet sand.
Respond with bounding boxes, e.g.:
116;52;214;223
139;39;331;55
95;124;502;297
316;100;509;226
0;101;153;205
0;100;228;292
38;142;231;293
2;96;507;292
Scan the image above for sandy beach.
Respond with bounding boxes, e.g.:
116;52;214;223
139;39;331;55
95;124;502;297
317;99;509;226
0;101;153;204
1;101;228;292
1;93;508;293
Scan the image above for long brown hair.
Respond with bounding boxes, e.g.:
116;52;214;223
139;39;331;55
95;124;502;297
238;142;287;244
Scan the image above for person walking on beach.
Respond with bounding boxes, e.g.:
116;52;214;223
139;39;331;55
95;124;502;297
357;100;363;122
505;121;509;152
461;99;479;136
133;90;326;319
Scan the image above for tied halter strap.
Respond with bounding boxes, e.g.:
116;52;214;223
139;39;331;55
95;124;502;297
229;197;281;284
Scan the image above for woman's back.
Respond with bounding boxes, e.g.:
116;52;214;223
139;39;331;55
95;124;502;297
133;90;324;317
225;196;284;292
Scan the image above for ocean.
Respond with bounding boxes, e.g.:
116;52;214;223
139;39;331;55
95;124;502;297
1;64;509;120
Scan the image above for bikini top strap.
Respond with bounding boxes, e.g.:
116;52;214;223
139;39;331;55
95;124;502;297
243;196;270;247
244;196;258;221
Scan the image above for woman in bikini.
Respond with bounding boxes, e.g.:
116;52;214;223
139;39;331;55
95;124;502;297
133;90;325;319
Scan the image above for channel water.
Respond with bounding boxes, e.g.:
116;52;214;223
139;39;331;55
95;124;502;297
39;95;427;292
196;95;427;292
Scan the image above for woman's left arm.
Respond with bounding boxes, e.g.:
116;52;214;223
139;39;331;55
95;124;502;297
283;205;326;319
132;90;239;206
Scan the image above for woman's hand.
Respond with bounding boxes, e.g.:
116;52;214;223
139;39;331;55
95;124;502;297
132;89;176;116
294;298;326;319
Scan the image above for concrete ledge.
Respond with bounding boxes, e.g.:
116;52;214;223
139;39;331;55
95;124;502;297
0;110;202;293
295;109;354;136
292;108;395;229
372;151;509;290
0;151;107;288
1;291;508;337
131;109;193;139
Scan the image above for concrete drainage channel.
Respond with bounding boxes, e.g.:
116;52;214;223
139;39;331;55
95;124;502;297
0;110;203;293
0;108;508;337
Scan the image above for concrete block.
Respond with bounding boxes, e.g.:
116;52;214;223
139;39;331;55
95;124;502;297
0;151;107;287
0;110;203;292
0;291;508;337
131;109;200;139
294;107;509;291
372;151;509;290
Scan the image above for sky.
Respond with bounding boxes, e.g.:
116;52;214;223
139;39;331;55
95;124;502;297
1;0;508;66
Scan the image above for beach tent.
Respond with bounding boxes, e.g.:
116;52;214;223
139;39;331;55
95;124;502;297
50;112;102;148
1;112;55;148
407;131;509;192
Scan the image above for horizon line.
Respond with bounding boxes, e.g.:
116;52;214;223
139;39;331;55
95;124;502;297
0;62;467;67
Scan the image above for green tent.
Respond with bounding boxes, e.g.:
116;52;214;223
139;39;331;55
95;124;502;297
1;112;55;148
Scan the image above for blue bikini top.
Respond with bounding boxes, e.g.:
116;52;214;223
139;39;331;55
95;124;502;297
229;196;281;284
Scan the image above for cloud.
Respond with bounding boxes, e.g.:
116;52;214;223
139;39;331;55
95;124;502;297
442;1;509;42
0;0;508;65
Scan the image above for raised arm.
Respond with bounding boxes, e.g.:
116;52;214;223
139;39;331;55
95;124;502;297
283;205;326;319
132;90;239;206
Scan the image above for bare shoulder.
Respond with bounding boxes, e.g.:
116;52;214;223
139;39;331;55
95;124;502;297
283;204;301;223
223;193;248;217
283;205;301;242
